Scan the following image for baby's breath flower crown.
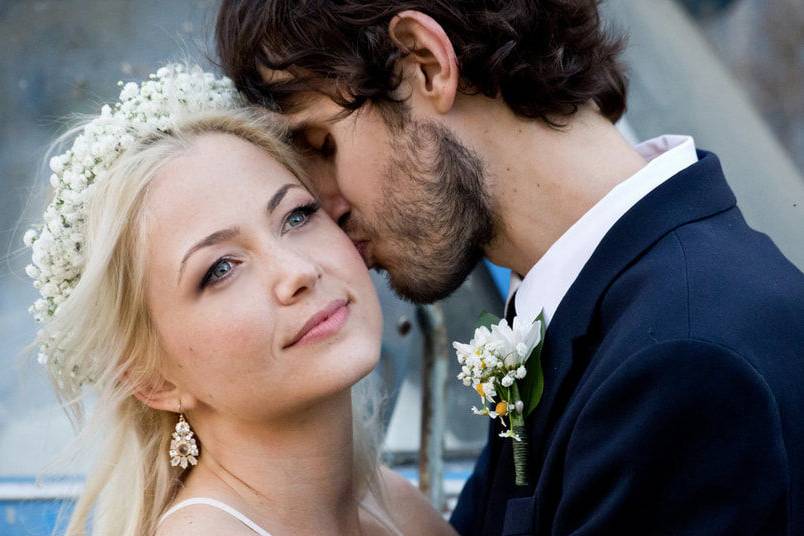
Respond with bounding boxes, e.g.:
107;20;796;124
24;64;243;387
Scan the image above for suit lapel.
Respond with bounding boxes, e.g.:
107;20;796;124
522;151;737;473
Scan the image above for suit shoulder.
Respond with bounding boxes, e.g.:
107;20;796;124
602;214;804;354
672;212;804;302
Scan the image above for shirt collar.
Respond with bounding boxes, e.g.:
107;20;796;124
512;135;698;327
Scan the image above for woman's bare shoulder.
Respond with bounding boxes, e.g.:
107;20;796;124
377;466;458;535
155;502;258;536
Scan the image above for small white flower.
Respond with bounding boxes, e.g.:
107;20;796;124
515;365;527;379
470;325;493;348
499;429;523;442
41;283;58;298
515;317;542;359
119;82;139;101
492;316;542;364
504;354;518;368
471;406;489;416
474;380;497;403
466;353;482;370
453;341;473;363
515;400;524;414
49;155;67;174
501;375;514;387
23;229;38;247
25;63;243;380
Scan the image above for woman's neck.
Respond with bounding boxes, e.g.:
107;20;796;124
180;390;364;534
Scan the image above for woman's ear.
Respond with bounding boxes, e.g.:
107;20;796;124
130;372;196;413
388;10;459;115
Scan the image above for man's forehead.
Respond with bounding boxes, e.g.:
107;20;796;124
256;64;351;129
285;99;349;132
257;65;340;123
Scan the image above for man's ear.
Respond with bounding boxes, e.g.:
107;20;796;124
130;373;195;414
388;10;459;115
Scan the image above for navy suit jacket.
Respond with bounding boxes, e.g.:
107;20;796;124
450;151;804;535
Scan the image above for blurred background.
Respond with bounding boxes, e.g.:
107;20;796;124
0;0;801;533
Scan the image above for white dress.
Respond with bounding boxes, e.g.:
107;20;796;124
158;495;403;535
158;497;272;535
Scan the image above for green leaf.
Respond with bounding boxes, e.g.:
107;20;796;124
522;353;544;417
477;311;501;330
520;310;547;417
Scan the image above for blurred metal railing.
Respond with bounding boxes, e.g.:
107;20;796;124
416;303;450;511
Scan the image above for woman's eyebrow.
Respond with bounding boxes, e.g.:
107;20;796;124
267;183;302;213
176;183;302;286
178;226;241;285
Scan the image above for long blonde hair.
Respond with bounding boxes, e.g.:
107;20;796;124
37;108;383;535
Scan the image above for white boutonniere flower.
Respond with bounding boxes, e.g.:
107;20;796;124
453;311;546;486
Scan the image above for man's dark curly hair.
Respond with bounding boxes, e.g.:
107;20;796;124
216;0;628;125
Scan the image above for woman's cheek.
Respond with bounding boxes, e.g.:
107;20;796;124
325;225;366;268
190;298;275;371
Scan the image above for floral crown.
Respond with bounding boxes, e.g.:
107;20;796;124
24;64;243;385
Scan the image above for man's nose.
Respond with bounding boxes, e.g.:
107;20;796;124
305;165;351;225
321;193;351;227
313;177;350;223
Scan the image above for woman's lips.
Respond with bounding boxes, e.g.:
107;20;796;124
285;299;350;348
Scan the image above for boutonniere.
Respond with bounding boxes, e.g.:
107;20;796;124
453;310;546;486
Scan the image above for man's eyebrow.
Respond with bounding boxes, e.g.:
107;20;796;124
178;227;241;284
288;111;342;134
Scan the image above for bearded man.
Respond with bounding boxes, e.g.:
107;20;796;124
216;2;804;534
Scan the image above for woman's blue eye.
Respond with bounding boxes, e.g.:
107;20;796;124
212;260;232;279
283;202;320;233
201;258;234;288
286;211;308;228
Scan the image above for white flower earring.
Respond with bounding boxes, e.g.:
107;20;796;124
169;401;199;469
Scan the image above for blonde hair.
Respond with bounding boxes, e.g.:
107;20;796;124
37;108;383;535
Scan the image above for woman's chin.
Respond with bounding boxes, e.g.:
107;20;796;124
332;340;381;386
285;338;380;396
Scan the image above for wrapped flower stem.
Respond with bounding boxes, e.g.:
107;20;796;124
510;383;529;486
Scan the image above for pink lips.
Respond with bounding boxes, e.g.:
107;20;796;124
285;299;350;349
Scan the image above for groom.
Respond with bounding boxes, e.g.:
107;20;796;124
216;1;804;534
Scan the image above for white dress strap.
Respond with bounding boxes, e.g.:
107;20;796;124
158;497;272;535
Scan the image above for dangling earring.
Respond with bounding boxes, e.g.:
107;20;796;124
169;401;199;469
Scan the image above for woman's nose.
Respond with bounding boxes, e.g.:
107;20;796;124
272;251;322;305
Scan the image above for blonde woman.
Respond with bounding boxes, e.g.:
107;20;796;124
25;65;456;536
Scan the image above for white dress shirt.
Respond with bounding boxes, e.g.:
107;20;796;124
510;135;699;327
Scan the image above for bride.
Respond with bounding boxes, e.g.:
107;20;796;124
25;65;456;536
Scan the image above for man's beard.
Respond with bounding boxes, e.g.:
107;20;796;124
352;119;497;303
